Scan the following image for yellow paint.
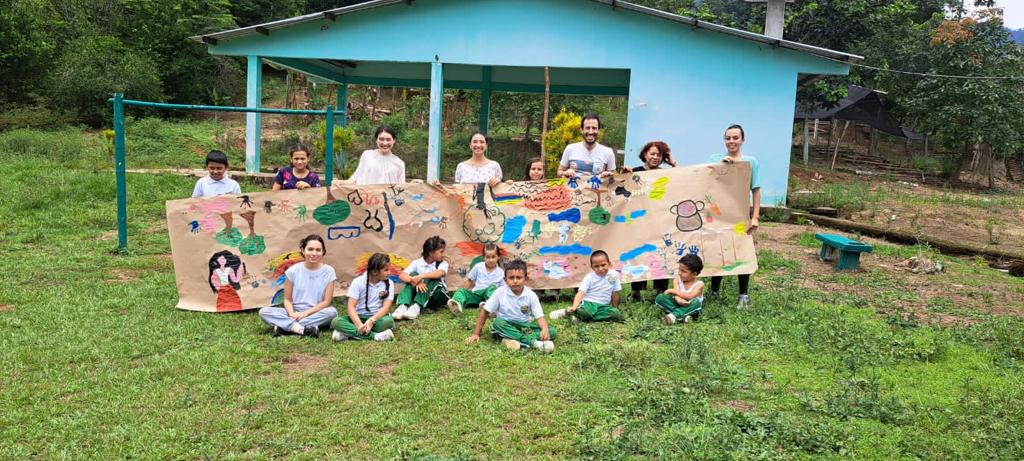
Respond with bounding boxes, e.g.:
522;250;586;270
733;223;747;235
649;177;669;200
546;178;567;187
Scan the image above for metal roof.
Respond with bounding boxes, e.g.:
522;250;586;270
192;0;862;62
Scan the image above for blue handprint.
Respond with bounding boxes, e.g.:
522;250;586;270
188;220;200;233
688;245;700;256
674;241;686;256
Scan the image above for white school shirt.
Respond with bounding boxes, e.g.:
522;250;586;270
579;269;622;305
454;160;503;184
559;142;616;175
466;262;505;291
484;285;544;322
347;273;395;316
351;149;406;185
286;264;337;311
404;257;449;287
191;175;241;198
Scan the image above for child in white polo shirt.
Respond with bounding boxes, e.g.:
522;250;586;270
447;243;504;315
551;250;623;322
465;259;555;352
192;150;241;197
331;253;396;341
393;236;450;321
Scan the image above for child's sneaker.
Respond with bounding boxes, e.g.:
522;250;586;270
405;303;421;320
447;299;463;315
542;341;555;353
737;295;750;309
549;309;567;320
662;313;677;325
302;325;320;337
374;329;395;342
532;340;546;351
501;338;521;351
392;304;409;320
331;330;349;341
683;314;693;323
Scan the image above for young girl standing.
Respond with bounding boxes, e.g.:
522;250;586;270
331;253;396;341
708;124;760;307
258;234;338;336
393;236;450;321
272;144;321;191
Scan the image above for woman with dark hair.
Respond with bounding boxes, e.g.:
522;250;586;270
351;126;406;185
628;141;676;301
272;144;321;191
453;132;502;185
258;234;338;336
707;124;760;308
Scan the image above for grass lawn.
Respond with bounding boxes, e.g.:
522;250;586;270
2;126;1024;459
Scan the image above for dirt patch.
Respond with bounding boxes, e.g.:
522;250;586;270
98;230;117;241
281;353;329;376
372;362;396;382
716;400;755;412
0;304;14;312
107;269;141;283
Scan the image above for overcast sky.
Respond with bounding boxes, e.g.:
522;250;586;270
966;0;1023;29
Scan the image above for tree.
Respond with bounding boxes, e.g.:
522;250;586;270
0;0;57;104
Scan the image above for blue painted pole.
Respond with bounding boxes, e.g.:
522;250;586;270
335;84;348;177
246;55;263;174
325;105;335;186
480;66;492;135
113;99;330;115
427;61;444;181
113;93;128;251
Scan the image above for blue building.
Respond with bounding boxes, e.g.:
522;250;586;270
195;0;859;205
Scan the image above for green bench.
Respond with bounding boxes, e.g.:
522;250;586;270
815;233;873;271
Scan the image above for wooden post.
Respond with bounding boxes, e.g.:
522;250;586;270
802;119;810;165
831;120;850;170
813;119;819;144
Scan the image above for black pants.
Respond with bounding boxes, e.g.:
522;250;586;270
630;279;669;295
710;274;750;296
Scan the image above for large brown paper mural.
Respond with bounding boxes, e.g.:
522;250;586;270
166;162;758;312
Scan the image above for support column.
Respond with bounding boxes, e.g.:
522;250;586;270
245;55;263;174
802;119;810;165
479;66;492;135
336;84;348;127
427;60;444;181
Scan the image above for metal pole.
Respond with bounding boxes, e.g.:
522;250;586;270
325;105;335;186
802;118;810;165
113;93;128;251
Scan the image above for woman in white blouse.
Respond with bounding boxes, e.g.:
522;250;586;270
350;126;406;185
452;132;502;185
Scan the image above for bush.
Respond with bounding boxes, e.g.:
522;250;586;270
49;35;164;127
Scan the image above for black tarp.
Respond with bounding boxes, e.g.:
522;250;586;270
795;85;919;139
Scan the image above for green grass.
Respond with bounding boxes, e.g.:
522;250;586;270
2;125;1024;459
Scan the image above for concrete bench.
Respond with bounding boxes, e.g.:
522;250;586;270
815;233;873;271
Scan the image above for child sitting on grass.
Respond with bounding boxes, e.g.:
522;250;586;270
192;150;241;198
393;236;450;321
465;259;555;352
550;250;623;322
258;234;338;337
447;243;504;315
331;253;396;342
655;254;705;324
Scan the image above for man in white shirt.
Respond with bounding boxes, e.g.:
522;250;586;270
558;113;616;180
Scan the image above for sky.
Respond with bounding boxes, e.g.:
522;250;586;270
967;0;1024;29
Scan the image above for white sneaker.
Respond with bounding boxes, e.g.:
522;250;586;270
532;340;545;350
405;304;421;320
662;313;677;325
683;314;693;323
447;299;463;315
374;329;395;341
331;330;349;341
392;304;408;320
549;309;567;320
737;295;750;309
542;341;555;353
501;338;521;351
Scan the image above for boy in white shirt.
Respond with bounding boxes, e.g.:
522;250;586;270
655;254;705;325
332;253;397;341
192;150;241;197
393;236;450;320
551;250;624;322
447;243;504;315
466;259;555;352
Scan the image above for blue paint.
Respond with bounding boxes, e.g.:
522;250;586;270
383;192;395;240
539;243;592;256
210;0;851;206
614;209;648;223
622;264;648;278
502;215;527;243
620;243;658;261
547;208;581;223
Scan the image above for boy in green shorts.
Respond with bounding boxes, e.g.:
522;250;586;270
550;250;623;322
447;243;504;315
465;259;555;352
654;254;705;324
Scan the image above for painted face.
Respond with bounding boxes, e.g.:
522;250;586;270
505;268;527;294
644;146;663;169
678;263;697;282
290;150;309;172
582;118;600;145
429;246;446;263
207;162;227;181
483;250;499;269
724;128;744;156
528;161;545;181
302;240;325;264
590;254;610;277
469;134;487;156
376;132;395;154
216;255;227;267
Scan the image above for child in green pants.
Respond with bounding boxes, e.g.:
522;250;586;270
447;243;504;315
394;236;449;321
466;259;555;352
332;253;396;341
655;254;705;324
550;250;623;322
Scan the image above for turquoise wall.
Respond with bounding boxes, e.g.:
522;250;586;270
210;0;849;205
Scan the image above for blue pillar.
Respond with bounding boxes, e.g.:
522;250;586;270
427;60;444;181
336;84;348;127
246;55;263;174
113;93;128;251
479;66;492;135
